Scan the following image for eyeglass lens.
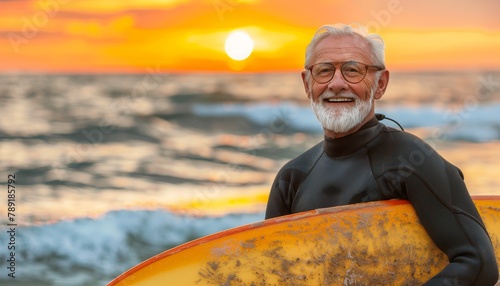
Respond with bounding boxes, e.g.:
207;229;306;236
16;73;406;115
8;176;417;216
311;62;367;84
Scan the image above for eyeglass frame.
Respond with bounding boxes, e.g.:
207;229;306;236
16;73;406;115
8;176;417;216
306;61;385;84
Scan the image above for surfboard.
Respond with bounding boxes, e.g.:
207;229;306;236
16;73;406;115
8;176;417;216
108;196;500;285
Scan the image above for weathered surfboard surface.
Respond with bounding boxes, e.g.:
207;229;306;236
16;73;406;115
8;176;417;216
109;196;500;285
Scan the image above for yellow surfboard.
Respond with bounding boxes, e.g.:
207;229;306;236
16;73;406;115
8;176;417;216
108;196;500;285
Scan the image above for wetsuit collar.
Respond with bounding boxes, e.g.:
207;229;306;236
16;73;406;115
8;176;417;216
323;116;382;158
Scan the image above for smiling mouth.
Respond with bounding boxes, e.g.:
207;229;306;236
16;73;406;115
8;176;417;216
323;97;355;103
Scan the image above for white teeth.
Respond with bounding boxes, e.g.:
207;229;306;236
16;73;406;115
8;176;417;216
325;98;354;102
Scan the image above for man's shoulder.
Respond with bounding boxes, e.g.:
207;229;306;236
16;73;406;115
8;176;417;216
369;126;445;174
281;141;324;172
377;126;436;154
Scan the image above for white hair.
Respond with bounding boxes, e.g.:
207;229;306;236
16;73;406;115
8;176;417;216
304;23;386;69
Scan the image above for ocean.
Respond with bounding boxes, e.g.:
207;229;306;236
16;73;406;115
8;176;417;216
0;71;499;285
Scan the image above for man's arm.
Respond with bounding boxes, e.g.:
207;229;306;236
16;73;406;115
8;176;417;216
265;175;292;219
402;160;498;285
266;142;324;219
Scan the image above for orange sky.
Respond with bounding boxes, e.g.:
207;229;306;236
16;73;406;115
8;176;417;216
0;0;499;73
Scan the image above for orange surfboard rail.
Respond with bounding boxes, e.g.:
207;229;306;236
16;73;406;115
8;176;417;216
108;196;500;285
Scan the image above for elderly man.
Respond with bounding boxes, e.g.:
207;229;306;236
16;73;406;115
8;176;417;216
265;24;498;285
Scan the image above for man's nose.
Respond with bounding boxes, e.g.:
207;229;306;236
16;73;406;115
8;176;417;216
327;69;348;93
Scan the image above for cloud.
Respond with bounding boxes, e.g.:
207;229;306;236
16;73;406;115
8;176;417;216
63;15;135;39
61;0;190;13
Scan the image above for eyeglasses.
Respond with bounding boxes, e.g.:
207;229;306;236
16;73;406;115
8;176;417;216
307;61;385;84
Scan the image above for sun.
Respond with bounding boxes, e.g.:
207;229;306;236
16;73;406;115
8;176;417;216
224;31;254;61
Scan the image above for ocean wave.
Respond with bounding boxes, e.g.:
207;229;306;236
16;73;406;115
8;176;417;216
192;102;321;134
192;102;500;142
0;209;264;286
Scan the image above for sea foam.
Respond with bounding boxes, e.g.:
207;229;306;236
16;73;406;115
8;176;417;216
0;209;264;285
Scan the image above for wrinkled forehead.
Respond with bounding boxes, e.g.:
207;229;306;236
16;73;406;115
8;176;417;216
311;35;372;65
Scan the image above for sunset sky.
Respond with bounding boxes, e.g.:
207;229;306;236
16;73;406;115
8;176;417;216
0;0;499;73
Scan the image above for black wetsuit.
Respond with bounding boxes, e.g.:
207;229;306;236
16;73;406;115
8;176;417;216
265;116;498;285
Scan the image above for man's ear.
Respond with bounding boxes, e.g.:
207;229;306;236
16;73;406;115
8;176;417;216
301;70;312;99
374;69;390;100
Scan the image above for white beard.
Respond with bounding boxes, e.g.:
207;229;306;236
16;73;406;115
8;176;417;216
310;88;375;134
